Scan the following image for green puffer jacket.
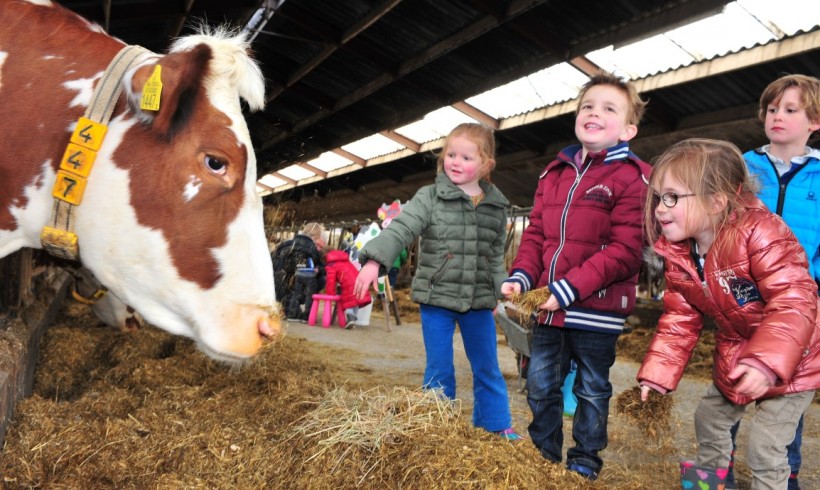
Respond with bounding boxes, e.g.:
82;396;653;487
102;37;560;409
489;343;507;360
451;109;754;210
359;173;509;312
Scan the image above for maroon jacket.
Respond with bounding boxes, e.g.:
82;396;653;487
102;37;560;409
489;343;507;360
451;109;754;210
637;201;820;405
506;142;651;333
325;250;371;310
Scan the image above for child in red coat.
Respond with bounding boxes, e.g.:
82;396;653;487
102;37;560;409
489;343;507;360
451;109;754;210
325;249;371;328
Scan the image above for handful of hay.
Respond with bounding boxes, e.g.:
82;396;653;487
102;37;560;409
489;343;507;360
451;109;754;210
615;385;675;439
508;286;551;319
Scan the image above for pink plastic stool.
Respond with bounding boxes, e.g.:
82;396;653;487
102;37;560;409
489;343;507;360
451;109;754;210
308;294;345;328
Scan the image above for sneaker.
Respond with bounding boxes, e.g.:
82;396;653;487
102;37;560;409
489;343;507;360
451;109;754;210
567;463;598;481
494;428;524;441
344;312;356;329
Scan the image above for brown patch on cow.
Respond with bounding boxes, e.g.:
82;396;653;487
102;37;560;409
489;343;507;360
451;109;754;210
0;1;123;232
116;88;247;289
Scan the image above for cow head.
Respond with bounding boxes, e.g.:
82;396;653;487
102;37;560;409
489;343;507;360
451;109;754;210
72;29;280;363
0;3;279;363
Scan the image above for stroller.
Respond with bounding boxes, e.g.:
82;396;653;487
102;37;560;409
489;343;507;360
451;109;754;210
494;302;533;391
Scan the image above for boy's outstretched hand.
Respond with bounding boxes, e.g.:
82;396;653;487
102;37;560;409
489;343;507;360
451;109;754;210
728;364;772;400
500;281;520;299
640;385;653;402
354;261;381;300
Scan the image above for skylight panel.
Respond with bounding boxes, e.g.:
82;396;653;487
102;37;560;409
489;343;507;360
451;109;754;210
342;133;404;160
737;0;820;36
666;2;776;59
308;152;352;172
526;63;590;103
278;165;316;181
258;173;287;189
395;107;476;143
587;35;694;79
467;79;539;119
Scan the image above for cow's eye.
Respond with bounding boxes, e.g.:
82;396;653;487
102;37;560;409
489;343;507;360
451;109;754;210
204;155;227;175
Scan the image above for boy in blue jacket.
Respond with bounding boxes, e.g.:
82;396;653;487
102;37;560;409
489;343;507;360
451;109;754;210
501;72;651;480
729;73;820;490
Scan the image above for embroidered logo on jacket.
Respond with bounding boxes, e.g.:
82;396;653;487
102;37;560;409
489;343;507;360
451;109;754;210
583;184;613;204
728;277;762;306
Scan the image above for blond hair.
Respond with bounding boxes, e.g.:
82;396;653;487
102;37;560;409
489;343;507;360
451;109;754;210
644;139;760;254
300;222;325;241
758;74;820;126
577;71;647;126
435;123;497;181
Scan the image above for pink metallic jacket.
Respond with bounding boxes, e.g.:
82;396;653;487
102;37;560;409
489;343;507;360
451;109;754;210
637;199;820;405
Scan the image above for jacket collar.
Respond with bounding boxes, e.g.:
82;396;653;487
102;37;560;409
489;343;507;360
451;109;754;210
434;173;509;208
558;141;633;165
542;141;637;178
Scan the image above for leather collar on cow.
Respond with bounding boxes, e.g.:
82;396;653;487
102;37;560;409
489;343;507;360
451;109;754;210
71;286;109;306
40;45;155;261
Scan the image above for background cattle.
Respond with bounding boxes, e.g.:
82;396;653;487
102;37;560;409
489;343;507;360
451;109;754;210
0;0;280;363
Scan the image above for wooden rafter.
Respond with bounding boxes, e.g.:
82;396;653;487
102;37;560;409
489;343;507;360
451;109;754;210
260;1;549;151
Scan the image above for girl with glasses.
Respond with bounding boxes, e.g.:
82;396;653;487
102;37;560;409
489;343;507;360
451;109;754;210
637;138;820;489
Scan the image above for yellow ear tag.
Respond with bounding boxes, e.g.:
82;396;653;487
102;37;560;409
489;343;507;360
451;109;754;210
140;65;163;111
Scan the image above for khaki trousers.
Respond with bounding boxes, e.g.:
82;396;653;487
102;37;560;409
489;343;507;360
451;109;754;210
694;383;813;490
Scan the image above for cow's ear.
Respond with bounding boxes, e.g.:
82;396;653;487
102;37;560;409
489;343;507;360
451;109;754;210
127;45;211;137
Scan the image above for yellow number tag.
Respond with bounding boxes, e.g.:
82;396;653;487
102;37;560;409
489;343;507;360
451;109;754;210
52;170;88;205
140;65;163;111
60;142;97;177
70;117;108;151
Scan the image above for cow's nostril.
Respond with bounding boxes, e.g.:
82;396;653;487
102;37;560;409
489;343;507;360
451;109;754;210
259;318;274;337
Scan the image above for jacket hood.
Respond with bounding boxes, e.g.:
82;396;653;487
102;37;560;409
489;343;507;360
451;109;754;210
326;249;351;263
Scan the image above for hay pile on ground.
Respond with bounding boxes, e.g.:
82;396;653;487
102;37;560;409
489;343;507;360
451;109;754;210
0;301;688;489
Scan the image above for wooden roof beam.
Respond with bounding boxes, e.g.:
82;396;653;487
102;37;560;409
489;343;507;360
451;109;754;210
452;101;499;129
261;1;547;150
266;0;402;102
380;130;421;152
332;148;367;167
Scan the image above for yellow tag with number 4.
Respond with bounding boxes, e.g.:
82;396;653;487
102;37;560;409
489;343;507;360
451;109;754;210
140;65;162;111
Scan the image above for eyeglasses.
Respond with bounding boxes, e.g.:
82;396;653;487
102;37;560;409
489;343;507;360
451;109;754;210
651;192;696;208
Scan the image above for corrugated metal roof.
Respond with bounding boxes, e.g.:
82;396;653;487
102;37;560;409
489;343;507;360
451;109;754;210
257;0;820;204
55;0;820;222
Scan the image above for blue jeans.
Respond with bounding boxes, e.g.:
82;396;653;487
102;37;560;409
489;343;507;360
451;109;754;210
419;304;512;432
526;325;618;473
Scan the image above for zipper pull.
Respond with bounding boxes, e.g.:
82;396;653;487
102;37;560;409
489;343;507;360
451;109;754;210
701;280;711;298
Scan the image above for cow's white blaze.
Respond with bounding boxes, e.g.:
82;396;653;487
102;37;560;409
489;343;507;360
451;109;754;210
183;176;201;202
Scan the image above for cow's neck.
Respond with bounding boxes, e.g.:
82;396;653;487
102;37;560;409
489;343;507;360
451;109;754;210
40;45;154;261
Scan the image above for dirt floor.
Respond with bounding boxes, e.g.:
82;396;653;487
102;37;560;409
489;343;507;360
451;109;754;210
0;294;818;489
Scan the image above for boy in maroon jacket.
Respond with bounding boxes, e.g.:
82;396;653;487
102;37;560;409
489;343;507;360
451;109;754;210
501;72;651;480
